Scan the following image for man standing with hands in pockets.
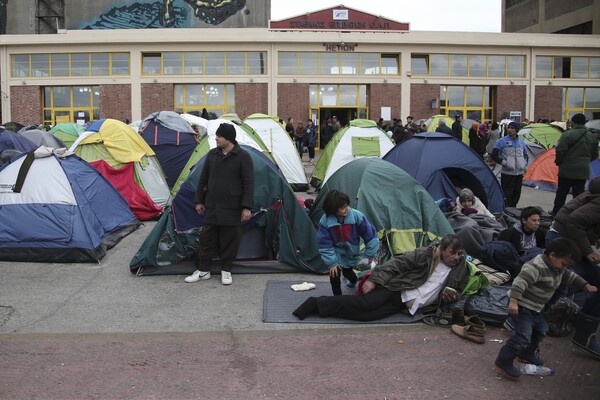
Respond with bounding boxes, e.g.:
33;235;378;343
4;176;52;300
185;123;254;285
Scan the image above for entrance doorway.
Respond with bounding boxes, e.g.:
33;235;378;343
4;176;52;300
316;107;358;148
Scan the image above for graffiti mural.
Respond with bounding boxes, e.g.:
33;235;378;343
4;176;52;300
77;0;264;30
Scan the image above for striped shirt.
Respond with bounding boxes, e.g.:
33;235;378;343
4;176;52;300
509;254;588;312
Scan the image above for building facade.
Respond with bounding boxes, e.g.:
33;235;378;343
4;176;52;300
502;0;600;34
1;5;599;147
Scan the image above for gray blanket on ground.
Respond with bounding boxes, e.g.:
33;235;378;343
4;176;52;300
446;212;504;260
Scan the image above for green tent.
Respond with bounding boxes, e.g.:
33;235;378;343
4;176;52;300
130;146;325;276
518;123;563;149
310;119;394;188
310;157;454;259
49;122;85;148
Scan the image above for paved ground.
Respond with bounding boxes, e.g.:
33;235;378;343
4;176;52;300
1;153;599;399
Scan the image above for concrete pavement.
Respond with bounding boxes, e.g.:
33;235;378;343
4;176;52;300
1;153;599;399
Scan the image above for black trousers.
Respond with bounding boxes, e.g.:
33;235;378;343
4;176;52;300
330;268;358;296
551;177;586;215
501;173;523;207
196;224;243;272
314;287;406;321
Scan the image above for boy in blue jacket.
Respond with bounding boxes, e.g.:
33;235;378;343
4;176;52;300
317;190;380;295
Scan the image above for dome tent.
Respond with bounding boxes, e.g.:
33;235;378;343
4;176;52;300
0;147;139;262
130;145;325;276
310;158;454;258
384;132;505;213
310;119;394;189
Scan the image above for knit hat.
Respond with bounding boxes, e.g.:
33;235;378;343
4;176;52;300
571;113;587;125
215;123;236;143
508;121;520;131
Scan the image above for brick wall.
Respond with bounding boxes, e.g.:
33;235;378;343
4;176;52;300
141;83;174;117
534;86;563;121
99;84;131;121
235;83;268;119
277;83;309;123
369;83;401;121
410;83;440;120
10;85;43;125
496;85;527;121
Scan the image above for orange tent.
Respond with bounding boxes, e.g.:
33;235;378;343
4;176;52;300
523;148;558;191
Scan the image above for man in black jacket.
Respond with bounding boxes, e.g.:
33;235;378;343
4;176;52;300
185;123;254;285
499;206;545;259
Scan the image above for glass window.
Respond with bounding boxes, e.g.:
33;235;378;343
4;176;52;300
11;55;30;77
591;58;600;79
175;85;184;107
31;54;50;77
446;86;464;107
430;54;448;76
554;57;567;78
358;85;367;106
488;55;506;77
247;52;266;75
411;54;428;75
466;86;483;107
381;54;398;75
586;88;600;108
163;52;182;75
340;53;359;75
184;52;204;74
91;53;110;76
309;85;318;106
186;85;204;106
279;52;298;75
320;53;339;75
571;57;589;78
205;52;225;75
450;55;468;77
142;53;161;75
536;56;552;78
226;52;246;75
507;55;524;77
361;53;380;75
567;88;584;108
73;86;92;107
468;55;486;77
340;85;358;106
205;84;224;106
225;84;234;106
111;53;129;75
320;85;337;106
299;53;318;75
52;87;70;107
71;54;90;76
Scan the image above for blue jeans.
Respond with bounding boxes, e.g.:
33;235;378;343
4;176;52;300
506;306;547;352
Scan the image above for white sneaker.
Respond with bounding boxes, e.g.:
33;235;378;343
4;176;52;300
221;271;233;285
184;270;211;283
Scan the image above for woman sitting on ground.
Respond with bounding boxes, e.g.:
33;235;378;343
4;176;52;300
454;188;495;219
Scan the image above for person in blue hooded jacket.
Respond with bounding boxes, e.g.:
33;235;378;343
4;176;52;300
317;190;380;295
491;121;528;207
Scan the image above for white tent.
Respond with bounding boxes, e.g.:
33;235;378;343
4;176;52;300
244;113;308;191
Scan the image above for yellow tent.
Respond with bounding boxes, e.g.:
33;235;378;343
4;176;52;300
426;114;469;144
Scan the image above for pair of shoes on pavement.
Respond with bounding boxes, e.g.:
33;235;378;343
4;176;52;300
451;315;486;344
184;270;232;285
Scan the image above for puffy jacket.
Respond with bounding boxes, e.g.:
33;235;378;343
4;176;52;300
555;125;599;180
552;177;600;258
317;208;379;269
491;135;528;176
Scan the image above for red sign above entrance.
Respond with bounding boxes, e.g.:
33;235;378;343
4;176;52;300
270;6;409;32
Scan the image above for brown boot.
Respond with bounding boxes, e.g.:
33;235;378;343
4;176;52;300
451;324;486;344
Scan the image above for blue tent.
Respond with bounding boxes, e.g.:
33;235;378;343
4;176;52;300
383;132;505;213
0;149;140;262
139;111;198;188
0;128;37;153
130;146;325;276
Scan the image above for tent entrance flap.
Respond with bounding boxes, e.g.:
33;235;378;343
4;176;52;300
351;136;381;156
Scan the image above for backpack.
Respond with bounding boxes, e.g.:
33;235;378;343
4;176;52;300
544;297;580;337
479;240;522;277
462;261;490;295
